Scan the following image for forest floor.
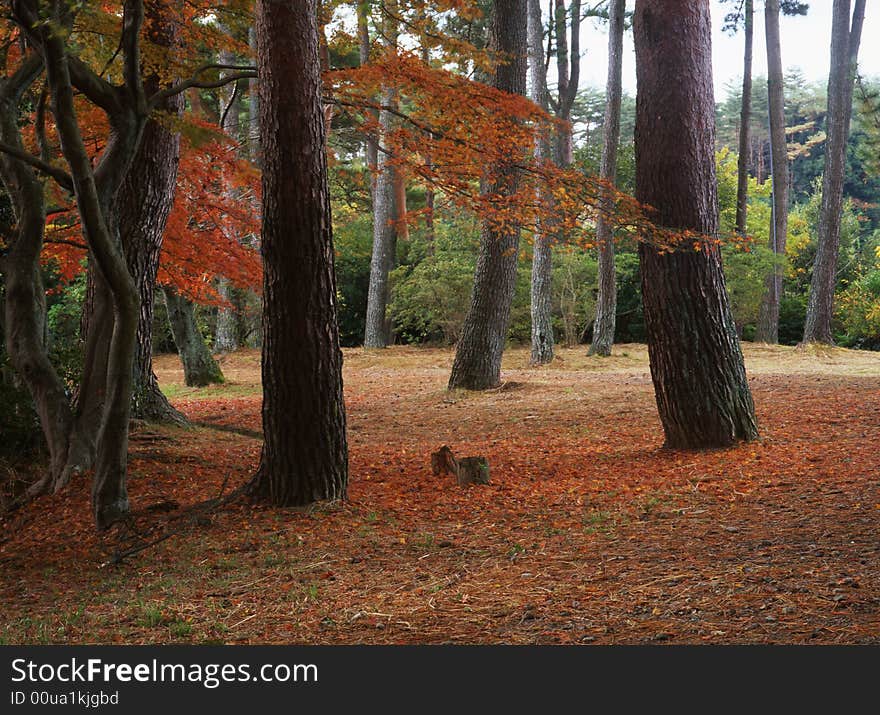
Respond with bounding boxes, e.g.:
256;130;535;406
2;343;880;644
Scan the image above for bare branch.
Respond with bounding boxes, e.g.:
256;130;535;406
0;141;73;191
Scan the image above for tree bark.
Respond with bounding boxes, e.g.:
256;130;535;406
364;5;401;348
589;0;625;357
0;55;78;492
38;2;143;529
634;0;758;449
162;287;224;387
251;0;348;505
802;0;865;344
755;0;788;343
119;1;186;423
527;0;554;365
449;0;528;390
734;0;753;237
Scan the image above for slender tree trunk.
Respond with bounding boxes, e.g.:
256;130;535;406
40;10;143;529
527;0;554;365
162;287;224;387
251;0;348;504
634;0;758;449
734;0;753;237
755;0;788;343
589;0;625;357
802;0;865;344
364;6;401;348
449;0;528;390
0;55;78;493
214;47;243;354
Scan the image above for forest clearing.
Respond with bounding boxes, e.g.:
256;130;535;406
2;343;878;645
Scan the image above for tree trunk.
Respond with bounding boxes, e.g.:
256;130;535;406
802;0;865;344
734;0;753;237
162;287;224;387
527;0;554;365
119;4;186;423
755;0;788;343
0;55;78;492
634;0;758;449
589;0;625;357
364;6;401;349
448;0;528;390
251;0;348;505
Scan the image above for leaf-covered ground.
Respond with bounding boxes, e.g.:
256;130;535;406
2;344;879;644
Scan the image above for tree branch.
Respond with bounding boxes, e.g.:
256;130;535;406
149;64;257;109
0;141;73;191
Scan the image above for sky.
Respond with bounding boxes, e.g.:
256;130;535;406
574;1;880;100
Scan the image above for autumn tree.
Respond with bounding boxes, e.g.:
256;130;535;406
633;0;758;448
589;0;625;357
802;0;866;344
448;0;528;390
250;0;348;504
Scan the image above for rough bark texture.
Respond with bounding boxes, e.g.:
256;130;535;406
734;0;753;237
802;0;865;344
119;5;186;422
448;0;528;390
527;0;554;365
755;0;788;343
589;0;625;357
634;0;758;449
162;287;224;387
251;0;349;505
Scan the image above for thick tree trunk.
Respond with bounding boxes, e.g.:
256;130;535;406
589;0;625;357
527;0;554;365
449;1;528;390
162;287;224;387
634;0;758;449
755;0;788;343
802;0;865;344
251;0;348;505
119;9;186;423
734;0;753;237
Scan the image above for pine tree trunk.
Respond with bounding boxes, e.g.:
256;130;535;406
734;0;753;237
755;0;788;344
162;287;224;387
364;6;401;349
119;5;186;423
589;0;625;357
527;0;554;366
251;0;348;505
448;1;528;390
802;0;865;344
634;0;758;449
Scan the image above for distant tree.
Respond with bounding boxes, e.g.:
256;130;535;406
803;0;865;344
755;0;790;343
251;0;348;503
589;0;626;357
633;0;758;448
448;0;528;390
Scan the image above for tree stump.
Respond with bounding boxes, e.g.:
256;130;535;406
456;456;490;485
430;446;490;486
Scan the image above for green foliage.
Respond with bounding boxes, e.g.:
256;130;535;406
551;247;597;347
